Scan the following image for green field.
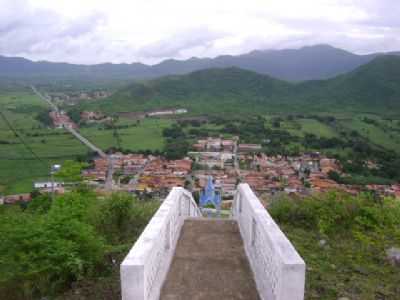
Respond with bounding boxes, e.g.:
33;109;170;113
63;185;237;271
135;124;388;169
0;91;172;194
263;114;400;154
339;117;400;152
2;86;400;195
0;121;171;194
279;118;339;138
270;193;400;300
80;118;172;151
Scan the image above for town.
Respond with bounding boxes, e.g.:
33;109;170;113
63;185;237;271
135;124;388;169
83;137;400;200
4;134;400;206
2;8;400;298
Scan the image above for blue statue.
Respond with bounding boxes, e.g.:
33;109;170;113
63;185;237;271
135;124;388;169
200;176;221;217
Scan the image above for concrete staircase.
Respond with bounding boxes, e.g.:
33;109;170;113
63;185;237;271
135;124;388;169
160;218;260;300
121;186;305;300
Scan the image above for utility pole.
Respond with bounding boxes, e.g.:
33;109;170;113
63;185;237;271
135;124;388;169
50;164;61;200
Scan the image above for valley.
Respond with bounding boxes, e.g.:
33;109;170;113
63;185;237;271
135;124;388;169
2;0;400;297
2;80;400;195
1;46;400;300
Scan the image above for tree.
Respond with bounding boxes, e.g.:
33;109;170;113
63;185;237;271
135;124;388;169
162;125;185;139
164;138;189;160
55;160;88;183
272;118;281;128
0;191;105;298
67;107;82;124
35;109;52;127
328;170;342;183
28;193;52;213
96;193;159;244
0;186;160;299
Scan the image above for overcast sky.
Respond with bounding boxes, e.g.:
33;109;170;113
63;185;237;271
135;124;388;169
0;0;399;64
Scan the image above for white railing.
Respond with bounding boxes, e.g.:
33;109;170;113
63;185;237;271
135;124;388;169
120;187;201;300
232;183;306;300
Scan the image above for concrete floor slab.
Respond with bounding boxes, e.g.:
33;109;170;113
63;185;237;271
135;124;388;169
160;218;260;300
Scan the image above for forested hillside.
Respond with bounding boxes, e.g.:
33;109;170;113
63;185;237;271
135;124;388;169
0;45;395;82
85;56;400;116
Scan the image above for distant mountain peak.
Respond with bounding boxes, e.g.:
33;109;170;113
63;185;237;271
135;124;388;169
301;44;338;49
0;45;398;82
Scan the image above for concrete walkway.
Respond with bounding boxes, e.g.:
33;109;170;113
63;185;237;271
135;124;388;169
160;218;260;300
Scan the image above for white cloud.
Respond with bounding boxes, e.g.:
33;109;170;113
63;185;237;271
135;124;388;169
0;0;398;64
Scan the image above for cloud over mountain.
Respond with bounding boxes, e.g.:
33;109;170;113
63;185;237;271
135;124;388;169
0;0;399;64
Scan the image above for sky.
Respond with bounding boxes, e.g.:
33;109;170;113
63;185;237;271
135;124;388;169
0;0;399;64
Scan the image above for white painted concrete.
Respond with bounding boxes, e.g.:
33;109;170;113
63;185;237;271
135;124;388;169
232;183;306;300
121;187;201;300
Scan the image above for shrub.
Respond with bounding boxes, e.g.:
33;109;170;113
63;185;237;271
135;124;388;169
0;191;105;298
35;109;52;127
95;193;159;245
269;191;400;240
0;189;159;299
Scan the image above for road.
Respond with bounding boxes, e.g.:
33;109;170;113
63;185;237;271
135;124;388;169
105;156;114;190
31;85;59;112
233;139;241;177
64;126;107;158
31;85;113;190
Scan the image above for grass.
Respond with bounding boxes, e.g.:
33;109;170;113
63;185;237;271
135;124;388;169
0;91;46;109
79;118;172;151
117;118;171;150
0;92;77;194
2;87;400;194
339;117;400;152
0;94;172;194
280;225;400;299
0;190;160;299
282;118;338;138
0;159;61;195
5;134;88;158
0;132;88;194
269;193;400;299
265;114;400;154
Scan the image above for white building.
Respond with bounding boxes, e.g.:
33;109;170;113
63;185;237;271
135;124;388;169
34;182;63;189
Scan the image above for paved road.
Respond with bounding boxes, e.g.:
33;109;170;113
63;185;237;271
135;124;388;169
233;140;242;180
31;85;112;189
161;218;260;300
65;126;107;158
31;85;59;112
128;160;149;190
31;85;107;158
105;156;114;190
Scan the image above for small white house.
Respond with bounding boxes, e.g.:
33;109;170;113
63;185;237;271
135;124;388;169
34;182;63;189
175;109;188;114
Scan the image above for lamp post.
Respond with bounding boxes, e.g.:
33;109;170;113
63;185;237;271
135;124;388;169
50;164;61;200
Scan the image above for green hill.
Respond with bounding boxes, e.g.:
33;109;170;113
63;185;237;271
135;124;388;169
2;45;393;82
86;67;294;114
327;55;400;110
83;56;400;116
291;55;400;113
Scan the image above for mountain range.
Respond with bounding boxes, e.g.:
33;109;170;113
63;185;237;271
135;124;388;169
1;45;398;82
84;55;400;115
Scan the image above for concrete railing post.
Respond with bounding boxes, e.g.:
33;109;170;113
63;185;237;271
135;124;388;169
121;187;201;300
232;184;306;300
